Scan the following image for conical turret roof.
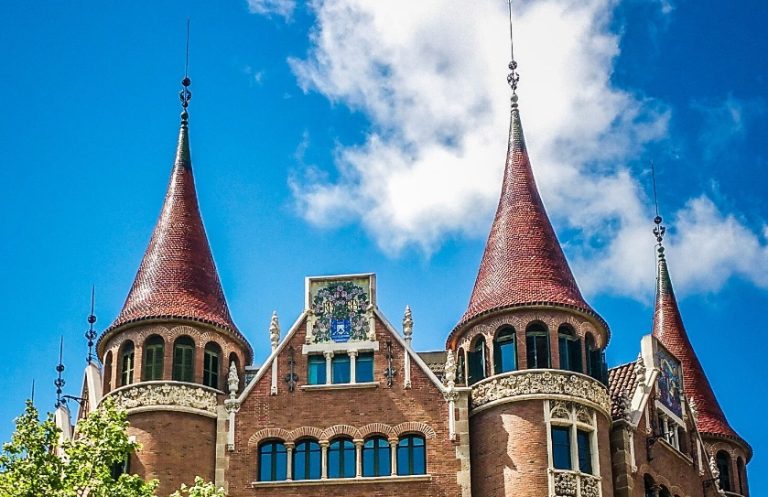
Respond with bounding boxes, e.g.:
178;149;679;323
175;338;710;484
102;109;244;344
652;245;746;449
451;99;605;339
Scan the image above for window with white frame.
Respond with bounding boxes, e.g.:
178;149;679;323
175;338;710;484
547;401;598;476
654;404;685;452
304;347;377;387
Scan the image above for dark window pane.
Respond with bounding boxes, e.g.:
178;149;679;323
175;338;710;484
143;340;164;381
203;349;219;388
173;340;195;382
308;355;326;385
293;440;321;480
528;331;550;369
332;354;351;384
551;426;571;470
397;435;426;475
357;352;374;382
717;452;731;491
468;338;486;385
363;437;390;477
259;442;287;481
577;430;592;474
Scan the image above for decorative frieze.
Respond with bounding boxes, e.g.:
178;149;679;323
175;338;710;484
108;381;219;417
471;370;610;416
551;470;601;497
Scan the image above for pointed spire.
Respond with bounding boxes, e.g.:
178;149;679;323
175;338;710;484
452;7;604;337
101;51;248;354
651;215;746;447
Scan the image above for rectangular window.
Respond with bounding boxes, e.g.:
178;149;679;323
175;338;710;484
357;352;374;382
143;346;163;381
173;345;194;382
332;354;351;383
308;355;326;385
551;426;571;470
203;351;219;388
577;430;593;474
527;334;549;368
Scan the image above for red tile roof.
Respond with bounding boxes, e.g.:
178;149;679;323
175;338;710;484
608;362;639;419
449;103;605;344
652;247;745;447
100;115;248;352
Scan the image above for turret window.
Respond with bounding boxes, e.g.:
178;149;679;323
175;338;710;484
551;426;571;470
716;451;732;492
547;401;597;476
577;429;593;475
172;336;195;383
493;327;517;374
203;342;221;389
119;341;135;386
143;335;164;381
258;441;287;481
293;439;321;480
362;436;391;477
397;435;426;476
327;438;356;479
526;323;550;369
467;336;487;385
558;325;582;373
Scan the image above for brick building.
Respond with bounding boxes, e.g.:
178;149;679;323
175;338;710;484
58;37;751;497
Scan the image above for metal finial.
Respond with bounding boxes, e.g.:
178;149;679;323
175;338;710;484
179;18;192;120
54;337;66;408
650;161;666;259
506;0;520;98
31;379;35;403
85;286;97;364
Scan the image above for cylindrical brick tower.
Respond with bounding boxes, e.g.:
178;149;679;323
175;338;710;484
447;63;614;497
96;76;252;496
651;242;751;496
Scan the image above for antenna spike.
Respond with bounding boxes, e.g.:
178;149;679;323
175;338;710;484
650;160;666;259
506;0;520;101
179;19;192;121
54;336;66;408
31;379;35;403
85;286;98;364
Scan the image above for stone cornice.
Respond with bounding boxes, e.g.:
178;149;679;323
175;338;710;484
105;381;222;418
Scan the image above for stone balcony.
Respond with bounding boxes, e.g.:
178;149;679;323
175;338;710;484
551;469;601;497
470;369;611;417
105;380;222;418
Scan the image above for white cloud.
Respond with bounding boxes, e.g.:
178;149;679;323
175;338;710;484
693;95;766;161
246;0;295;19
256;0;768;299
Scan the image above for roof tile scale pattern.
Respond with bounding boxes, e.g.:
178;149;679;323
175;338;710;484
103;114;244;343
455;102;604;333
652;248;746;448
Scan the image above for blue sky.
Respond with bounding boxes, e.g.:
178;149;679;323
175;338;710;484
0;0;766;491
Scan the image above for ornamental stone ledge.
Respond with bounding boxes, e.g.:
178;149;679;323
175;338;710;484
470;369;610;417
551;469;601;497
105;381;222;418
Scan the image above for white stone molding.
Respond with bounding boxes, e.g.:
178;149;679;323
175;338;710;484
107;381;219;418
269;311;281;351
247;422;435;446
550;470;601;497
471;369;611;417
402;306;413;344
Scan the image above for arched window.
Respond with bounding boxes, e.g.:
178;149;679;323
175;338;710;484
659;487;672;497
143;335;164;381
737;457;746;495
397;435;426;475
172;336;195;382
558;325;582;373
585;333;602;380
526;323;550;369
717;451;732;492
119;341;135;386
103;351;113;392
327;438;355;479
456;349;466;386
258;441;287;481
293;439;321;480
467;336;487;385
493;327;517;374
203;342;221;389
644;475;656;497
362;436;391;477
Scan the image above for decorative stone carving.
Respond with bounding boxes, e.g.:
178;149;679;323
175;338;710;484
225;361;241;413
471;370;610;416
110;382;218;415
269;311;280;350
553;471;577;496
576;406;593;425
634;353;646;383
709;455;720;481
616;391;632;422
550;400;570;420
444;350;456;390
402;305;413;344
580;474;600;497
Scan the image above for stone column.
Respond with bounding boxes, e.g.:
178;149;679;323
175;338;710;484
354;439;364;478
285;442;294;481
389;439;398;476
324;351;334;385
320;441;329;479
349;350;358;383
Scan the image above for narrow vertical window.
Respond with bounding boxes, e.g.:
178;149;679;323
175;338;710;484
328;438;356;479
457;349;466;386
526;323;550;369
203;342;221;389
120;341;135;386
558;325;582;373
493;327;517;374
172;336;195;382
397;435;426;475
551;426;571;470
293;439;321;480
577;430;593;474
737;457;745;495
103;351;113;392
362;436;391;477
258;441;287;481
467;336;487;385
308;355;326;385
143;335;164;381
356;352;374;382
585;333;602;380
717;451;732;492
332;354;351;383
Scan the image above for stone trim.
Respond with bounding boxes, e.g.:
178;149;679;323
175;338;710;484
249;474;432;487
247;422;436;447
105;381;220;417
470;369;610;418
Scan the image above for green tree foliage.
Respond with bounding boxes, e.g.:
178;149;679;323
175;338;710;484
0;398;225;497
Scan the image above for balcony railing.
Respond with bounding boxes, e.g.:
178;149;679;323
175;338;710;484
470;369;611;416
105;380;221;418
